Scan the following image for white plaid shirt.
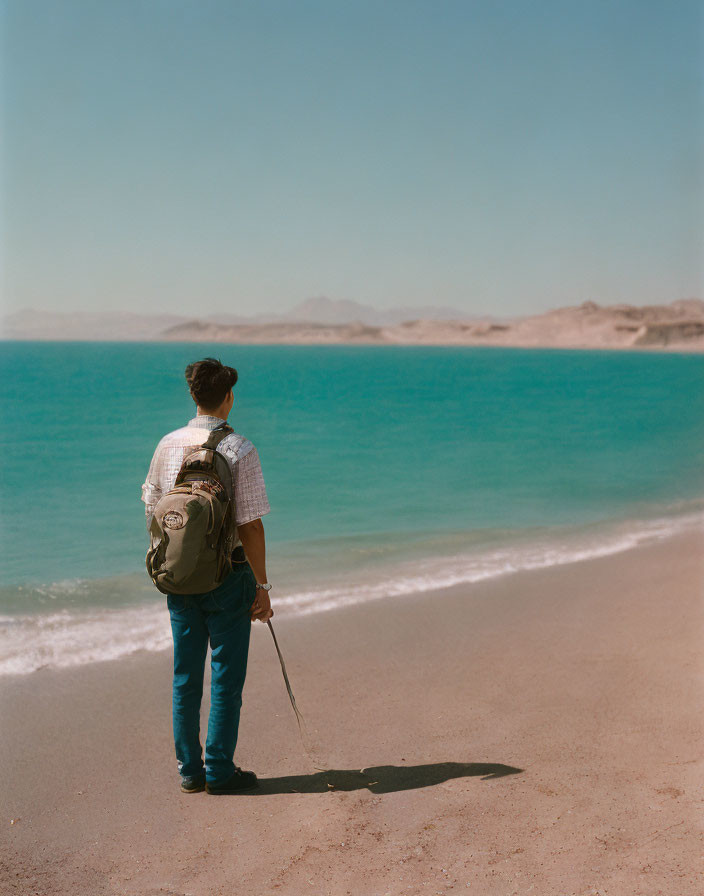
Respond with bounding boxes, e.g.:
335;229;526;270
141;415;270;539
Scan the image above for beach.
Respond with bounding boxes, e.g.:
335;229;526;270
2;528;702;895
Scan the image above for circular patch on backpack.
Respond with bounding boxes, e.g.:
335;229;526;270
162;510;185;529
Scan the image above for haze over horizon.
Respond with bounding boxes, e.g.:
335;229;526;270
2;1;702;319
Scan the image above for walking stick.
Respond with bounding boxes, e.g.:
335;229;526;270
266;619;307;738
266;619;330;771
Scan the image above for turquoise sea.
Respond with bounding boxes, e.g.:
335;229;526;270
1;341;703;674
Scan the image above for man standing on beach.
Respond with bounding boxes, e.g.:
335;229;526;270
141;357;273;795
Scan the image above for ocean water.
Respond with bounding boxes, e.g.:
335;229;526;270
1;341;702;675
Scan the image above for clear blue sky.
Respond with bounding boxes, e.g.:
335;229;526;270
1;0;701;317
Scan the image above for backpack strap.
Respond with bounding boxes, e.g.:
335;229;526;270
201;423;234;451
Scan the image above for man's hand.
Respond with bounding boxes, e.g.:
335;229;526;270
250;587;273;622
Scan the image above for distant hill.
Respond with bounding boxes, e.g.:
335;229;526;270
276;296;480;326
2;298;703;350
160;299;704;351
0;297;481;340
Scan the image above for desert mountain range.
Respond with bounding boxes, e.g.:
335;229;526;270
1;297;483;341
3;297;703;351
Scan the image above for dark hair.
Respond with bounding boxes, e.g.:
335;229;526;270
185;357;238;410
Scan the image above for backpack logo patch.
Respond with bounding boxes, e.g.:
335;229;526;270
162;510;185;530
191;479;225;498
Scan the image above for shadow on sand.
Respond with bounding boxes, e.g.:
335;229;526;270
245;761;523;796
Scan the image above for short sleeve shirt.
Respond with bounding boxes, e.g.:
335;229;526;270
141;415;270;538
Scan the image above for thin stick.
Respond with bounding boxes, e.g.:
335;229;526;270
266;619;309;740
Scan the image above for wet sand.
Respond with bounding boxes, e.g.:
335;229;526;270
2;529;702;895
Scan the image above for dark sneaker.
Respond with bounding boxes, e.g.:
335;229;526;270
205;766;258;794
180;774;206;793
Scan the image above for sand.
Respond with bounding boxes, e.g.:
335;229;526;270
1;529;702;895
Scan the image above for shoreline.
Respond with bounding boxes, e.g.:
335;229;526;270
2;336;704;353
2;527;702;894
1;508;702;677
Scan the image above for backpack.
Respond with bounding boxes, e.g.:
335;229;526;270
146;423;237;595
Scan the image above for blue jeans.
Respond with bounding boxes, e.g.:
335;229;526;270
167;563;257;784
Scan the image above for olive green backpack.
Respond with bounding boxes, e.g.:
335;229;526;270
146;423;236;595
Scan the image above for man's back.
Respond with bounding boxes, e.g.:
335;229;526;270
141;413;270;540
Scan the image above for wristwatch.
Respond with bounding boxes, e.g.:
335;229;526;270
256;582;272;592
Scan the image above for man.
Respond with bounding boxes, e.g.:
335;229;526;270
141;357;273;795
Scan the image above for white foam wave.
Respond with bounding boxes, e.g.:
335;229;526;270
0;509;701;676
274;509;703;616
0;604;171;676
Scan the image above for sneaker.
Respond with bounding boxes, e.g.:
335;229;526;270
180;773;206;793
205;766;258;794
